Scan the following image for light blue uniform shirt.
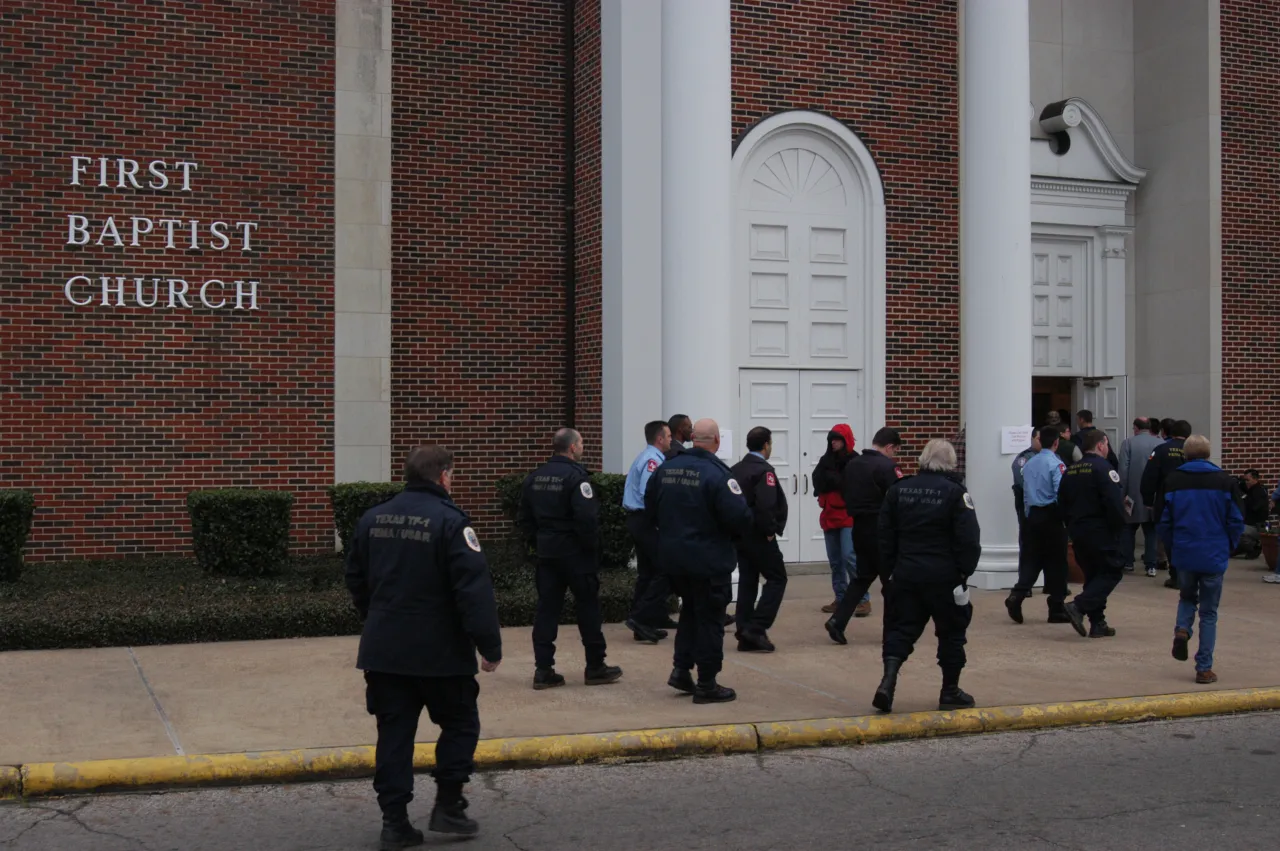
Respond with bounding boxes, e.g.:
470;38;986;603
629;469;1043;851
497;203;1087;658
622;444;667;511
1022;449;1066;516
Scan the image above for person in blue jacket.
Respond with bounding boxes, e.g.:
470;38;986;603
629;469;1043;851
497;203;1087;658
1157;435;1245;685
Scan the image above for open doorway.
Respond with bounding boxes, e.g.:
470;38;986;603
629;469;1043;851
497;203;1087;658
1032;376;1074;429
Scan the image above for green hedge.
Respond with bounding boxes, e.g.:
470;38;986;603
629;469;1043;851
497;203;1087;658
0;555;636;651
495;472;633;571
0;490;35;582
327;481;405;553
186;489;293;577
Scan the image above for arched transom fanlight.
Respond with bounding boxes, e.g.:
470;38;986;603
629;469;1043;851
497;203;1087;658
751;148;847;210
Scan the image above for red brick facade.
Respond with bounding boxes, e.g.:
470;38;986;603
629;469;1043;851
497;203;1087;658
1220;0;1280;482
1;1;335;559
573;1;605;471
732;0;961;466
390;1;574;530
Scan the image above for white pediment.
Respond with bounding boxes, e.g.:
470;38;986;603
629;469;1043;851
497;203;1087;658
1030;98;1146;185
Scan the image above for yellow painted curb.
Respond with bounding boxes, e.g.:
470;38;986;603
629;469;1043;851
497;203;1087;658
756;687;1280;750
11;689;1277;798
0;766;21;800
21;745;378;798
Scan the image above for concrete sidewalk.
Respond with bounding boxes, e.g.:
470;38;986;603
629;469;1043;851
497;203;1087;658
2;558;1278;767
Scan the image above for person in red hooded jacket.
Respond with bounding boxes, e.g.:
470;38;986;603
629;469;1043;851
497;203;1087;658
812;424;870;616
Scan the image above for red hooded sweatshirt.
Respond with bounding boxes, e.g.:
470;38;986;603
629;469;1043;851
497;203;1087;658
812;424;855;531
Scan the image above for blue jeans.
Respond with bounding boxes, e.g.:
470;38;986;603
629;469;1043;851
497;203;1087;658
823;527;867;603
1176;571;1224;673
1122;521;1157;570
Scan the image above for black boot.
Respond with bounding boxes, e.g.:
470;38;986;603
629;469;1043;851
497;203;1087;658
1004;591;1024;624
584;663;623;685
872;657;904;713
1088;619;1116;638
625;618;663;644
938;668;975;710
1062;601;1087;637
428;787;478;837
736;628;775;653
667;667;695;695
693;680;737;704
380;812;425;850
532;667;565;690
824;615;848;645
1046;599;1071;624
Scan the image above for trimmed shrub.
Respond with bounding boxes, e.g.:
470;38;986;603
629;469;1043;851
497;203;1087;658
0;490;36;582
0;555;636;651
186;489;293;577
495;471;633;571
328;481;405;553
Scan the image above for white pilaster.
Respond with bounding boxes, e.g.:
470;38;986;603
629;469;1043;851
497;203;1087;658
660;0;732;430
962;0;1032;589
334;0;393;485
601;0;663;474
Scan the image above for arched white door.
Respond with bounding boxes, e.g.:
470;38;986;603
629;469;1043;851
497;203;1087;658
732;113;886;564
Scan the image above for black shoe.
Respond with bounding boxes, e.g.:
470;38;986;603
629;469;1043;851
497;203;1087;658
380;816;425;849
668;667;695;695
737;631;775;652
1004;592;1024;624
693;682;737;704
938;686;976;711
824;615;847;645
532;667;565;690
428;798;478;837
1062;602;1087;637
585;664;623;685
723;613;736;627
626;618;662;644
1047;606;1071;624
1088;620;1116;638
657;617;681;629
1164;576;1179;589
872;657;904;713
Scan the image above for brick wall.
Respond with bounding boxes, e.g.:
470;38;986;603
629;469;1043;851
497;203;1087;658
391;1;571;532
1220;1;1280;483
574;0;604;471
732;0;961;468
0;1;335;559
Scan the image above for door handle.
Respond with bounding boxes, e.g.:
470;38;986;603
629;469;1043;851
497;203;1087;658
792;475;797;495
804;473;809;495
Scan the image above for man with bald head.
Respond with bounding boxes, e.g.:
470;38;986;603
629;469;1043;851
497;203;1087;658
519;427;622;691
644;418;754;703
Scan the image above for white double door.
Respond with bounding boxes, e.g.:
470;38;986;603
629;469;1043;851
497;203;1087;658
737;369;863;564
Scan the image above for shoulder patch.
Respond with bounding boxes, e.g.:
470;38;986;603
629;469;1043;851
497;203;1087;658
765;472;776;487
1058;463;1066;474
579;481;594;499
1018;457;1028;468
962;492;975;510
463;527;482;552
1148;452;1156;460
727;478;743;495
1108;469;1121;483
646;458;658;473
895;468;904;479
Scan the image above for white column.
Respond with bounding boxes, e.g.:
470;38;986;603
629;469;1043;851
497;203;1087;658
962;0;1031;589
660;0;732;434
601;0;663;474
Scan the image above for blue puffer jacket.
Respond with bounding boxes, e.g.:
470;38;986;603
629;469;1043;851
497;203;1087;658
1156;459;1245;575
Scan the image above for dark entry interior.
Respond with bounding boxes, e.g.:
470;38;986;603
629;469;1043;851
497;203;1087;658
1032;376;1074;429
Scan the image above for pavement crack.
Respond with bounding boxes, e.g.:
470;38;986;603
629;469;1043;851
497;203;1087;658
38;801;152;851
0;810;61;846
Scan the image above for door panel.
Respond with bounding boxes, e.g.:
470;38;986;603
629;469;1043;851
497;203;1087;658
738;370;801;563
1076;377;1127;453
1031;239;1087;376
739;369;863;564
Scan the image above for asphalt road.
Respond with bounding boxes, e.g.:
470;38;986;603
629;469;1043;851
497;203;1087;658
2;712;1278;851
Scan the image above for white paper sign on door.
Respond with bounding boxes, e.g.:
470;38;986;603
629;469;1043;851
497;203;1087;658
1001;425;1033;455
717;429;734;460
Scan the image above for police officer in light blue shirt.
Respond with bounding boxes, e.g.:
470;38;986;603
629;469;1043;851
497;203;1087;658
1010;431;1042;588
1005;426;1072;625
622;421;674;643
